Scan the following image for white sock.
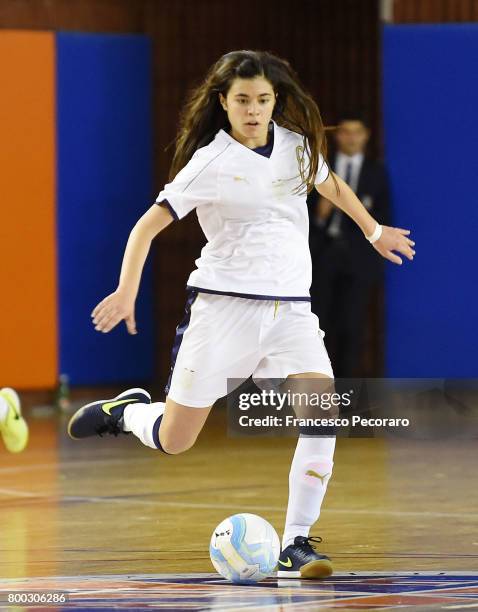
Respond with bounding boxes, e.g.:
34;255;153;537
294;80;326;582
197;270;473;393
123;401;165;449
282;436;336;549
0;396;8;421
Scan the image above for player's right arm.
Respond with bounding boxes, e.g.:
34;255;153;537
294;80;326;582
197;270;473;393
92;145;219;335
91;204;174;335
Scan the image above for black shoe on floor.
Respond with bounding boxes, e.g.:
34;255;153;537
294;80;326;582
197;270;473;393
277;536;333;579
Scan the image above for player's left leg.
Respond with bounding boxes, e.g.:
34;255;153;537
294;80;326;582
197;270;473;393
253;301;336;578
278;371;335;578
0;388;29;453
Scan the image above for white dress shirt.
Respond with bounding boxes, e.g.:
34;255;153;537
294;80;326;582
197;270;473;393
335;151;364;192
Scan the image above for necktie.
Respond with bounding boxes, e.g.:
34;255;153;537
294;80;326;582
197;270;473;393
328;161;354;237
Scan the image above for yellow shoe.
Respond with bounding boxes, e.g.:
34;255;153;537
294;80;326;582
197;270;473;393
0;388;29;453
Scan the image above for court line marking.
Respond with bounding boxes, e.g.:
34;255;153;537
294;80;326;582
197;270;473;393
0;457;154;475
259;582;478;610
1;570;477;579
2;572;478;590
0;488;48;498
1;576;477;610
0;487;477;522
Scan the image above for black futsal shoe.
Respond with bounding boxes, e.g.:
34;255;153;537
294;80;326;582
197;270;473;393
277;536;333;579
67;388;151;440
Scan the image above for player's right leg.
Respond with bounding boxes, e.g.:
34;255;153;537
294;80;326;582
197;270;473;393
110;394;213;454
68;290;262;452
121;291;261;453
67;387;152;440
67;390;212;454
155;397;212;454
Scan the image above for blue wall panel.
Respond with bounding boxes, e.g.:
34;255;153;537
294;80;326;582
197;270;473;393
57;33;154;385
382;24;478;377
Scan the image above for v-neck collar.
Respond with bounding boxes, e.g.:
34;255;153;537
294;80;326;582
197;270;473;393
218;120;278;160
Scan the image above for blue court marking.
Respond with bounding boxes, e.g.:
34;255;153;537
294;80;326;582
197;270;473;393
1;572;478;610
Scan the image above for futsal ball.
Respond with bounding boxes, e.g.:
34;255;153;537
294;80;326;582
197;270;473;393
209;513;280;584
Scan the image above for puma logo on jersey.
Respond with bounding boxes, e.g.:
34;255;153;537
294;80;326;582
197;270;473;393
305;470;330;484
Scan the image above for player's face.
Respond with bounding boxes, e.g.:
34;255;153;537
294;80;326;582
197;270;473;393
335;120;370;156
220;77;276;148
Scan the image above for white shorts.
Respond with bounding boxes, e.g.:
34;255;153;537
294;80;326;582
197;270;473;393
166;290;334;407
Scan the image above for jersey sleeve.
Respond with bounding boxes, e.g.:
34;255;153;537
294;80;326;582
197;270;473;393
155;148;218;221
315;153;330;185
299;134;330;186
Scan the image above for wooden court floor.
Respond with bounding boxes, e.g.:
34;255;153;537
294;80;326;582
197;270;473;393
1;394;477;584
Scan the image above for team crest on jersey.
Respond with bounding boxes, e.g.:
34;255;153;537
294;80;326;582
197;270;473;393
292;144;309;195
296;145;305;175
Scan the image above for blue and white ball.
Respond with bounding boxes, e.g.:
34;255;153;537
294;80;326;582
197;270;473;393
209;513;280;584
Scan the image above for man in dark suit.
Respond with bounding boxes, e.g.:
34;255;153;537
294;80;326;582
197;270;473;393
308;112;391;377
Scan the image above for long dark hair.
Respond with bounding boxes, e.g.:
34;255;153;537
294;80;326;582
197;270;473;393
169;50;339;195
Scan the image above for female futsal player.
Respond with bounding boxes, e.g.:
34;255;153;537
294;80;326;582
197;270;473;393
68;51;415;578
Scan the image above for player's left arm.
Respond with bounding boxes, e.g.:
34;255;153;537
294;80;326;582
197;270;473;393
315;171;415;265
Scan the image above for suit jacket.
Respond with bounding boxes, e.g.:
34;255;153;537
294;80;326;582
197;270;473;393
308;152;392;281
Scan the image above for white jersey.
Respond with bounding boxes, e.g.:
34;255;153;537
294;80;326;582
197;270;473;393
156;121;329;300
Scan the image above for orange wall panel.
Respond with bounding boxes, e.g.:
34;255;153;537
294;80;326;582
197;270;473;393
0;31;57;389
